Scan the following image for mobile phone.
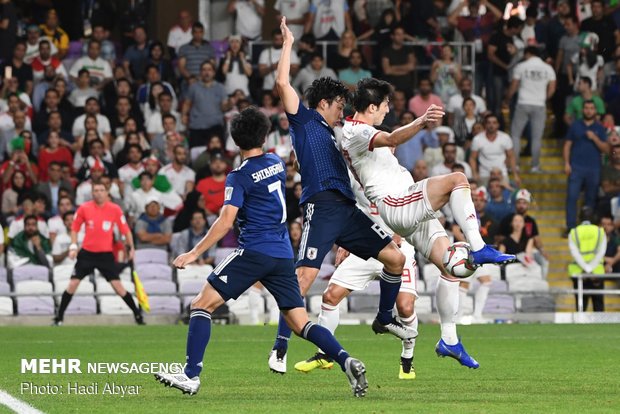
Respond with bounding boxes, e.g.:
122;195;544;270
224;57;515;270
4;66;12;80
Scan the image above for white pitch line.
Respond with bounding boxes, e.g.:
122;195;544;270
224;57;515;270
0;389;46;414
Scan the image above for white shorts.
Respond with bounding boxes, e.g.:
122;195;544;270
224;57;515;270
329;240;418;296
377;179;441;239
405;218;448;260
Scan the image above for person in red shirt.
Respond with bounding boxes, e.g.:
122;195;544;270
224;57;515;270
53;182;142;326
38;131;73;181
0;140;39;190
195;151;228;217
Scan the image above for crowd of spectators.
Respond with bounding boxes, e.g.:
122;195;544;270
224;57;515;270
0;0;619;299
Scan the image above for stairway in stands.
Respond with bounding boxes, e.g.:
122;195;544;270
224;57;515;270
520;139;620;311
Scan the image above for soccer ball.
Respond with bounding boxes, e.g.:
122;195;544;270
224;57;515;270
442;242;477;278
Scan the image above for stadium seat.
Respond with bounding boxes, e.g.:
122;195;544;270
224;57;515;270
11;265;50;284
54;280;94;294
0;281;10;294
474;264;502;281
176;265;213;284
14;280;55;315
416;280;426;293
459;293;474;315
134;248;169;265
226;294;251;319
149;296;182;315
214;247;237;266
135;263;173;281
95;278;134;294
471;280;508;293
415;296;432;314
519;295;556;312
0;297;13;315
53;264;75;286
504;263;543;281
179;280;203;307
99;296;135;315
0;266;7;282
142;280;176;294
65;296;97;315
190;146;207;162
508;277;549;293
307;295;349;315
347;294;379;313
482;294;515;314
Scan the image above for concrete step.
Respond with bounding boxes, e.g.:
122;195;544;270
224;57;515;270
522;180;567;191
536;199;570;208
520;156;564;165
537;218;566;226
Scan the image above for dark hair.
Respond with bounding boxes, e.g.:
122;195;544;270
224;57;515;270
271;28;281;38
85;97;99;105
78;68;90;77
148;81;164;111
310;52;324;61
583;99;596;108
127;143;143;154
144;63;159;75
191;210;207;221
230;107;271;150
526;5;538;19
88;39;101;48
139;171;154;180
442;142;457;153
506;16;524;30
580;76;593;88
61;211;74;222
24;214;38;226
299;33;316;47
305;77;349;109
484;113;499;124
48;161;62;169
524;46;540;57
45;88;59;98
39;39;51;48
352;78;392;112
192;22;204;31
462;96;476;108
158;91;173;101
162;113;176;124
452;163;465;172
148;41;164;57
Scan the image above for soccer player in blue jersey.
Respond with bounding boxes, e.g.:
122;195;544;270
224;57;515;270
154;107;368;398
267;17;414;374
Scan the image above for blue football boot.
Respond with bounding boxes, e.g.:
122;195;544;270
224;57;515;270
471;245;516;266
435;339;480;369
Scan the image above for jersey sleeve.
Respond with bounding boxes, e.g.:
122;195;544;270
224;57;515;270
353;123;381;152
286;101;313;128
71;206;85;233
223;171;252;209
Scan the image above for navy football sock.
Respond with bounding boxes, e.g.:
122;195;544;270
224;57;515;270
184;309;211;378
300;322;349;371
377;269;402;325
273;313;291;351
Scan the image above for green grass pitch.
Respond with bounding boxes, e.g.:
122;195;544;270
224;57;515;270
1;324;619;413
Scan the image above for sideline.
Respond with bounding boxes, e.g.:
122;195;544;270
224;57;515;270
0;389;46;414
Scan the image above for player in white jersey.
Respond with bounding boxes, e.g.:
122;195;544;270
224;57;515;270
340;78;517;367
293;173;421;379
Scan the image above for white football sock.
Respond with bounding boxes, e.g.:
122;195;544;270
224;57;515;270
449;186;485;251
266;293;279;324
247;286;263;325
474;282;491;318
436;276;460;345
399;313;418;359
458;286;469;318
317;301;339;335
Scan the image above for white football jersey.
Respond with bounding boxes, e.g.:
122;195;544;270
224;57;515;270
349;170;390;233
341;119;414;203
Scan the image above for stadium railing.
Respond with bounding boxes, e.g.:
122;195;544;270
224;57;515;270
569;274;620;312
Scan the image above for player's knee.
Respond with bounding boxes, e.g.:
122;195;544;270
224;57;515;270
396;299;414;319
190;294;216;313
450;172;468;186
322;285;346;306
296;267;319;295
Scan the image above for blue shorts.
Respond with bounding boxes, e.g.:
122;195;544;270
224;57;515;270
207;248;304;310
297;200;392;269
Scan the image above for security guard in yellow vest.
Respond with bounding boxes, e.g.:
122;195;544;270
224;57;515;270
568;207;606;311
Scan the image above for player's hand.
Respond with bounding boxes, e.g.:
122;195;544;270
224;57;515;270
392;234;402;247
585;131;598;141
564;163;571;176
173;251;199;269
68;248;78;260
422;104;445;128
127;247;135;261
280;16;294;46
335;247;350;267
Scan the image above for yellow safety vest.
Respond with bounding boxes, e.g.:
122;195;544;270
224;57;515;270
568;224;605;275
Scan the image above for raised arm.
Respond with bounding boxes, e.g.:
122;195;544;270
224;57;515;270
275;17;301;115
372;104;444;148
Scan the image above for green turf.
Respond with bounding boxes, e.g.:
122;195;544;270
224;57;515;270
1;324;619;413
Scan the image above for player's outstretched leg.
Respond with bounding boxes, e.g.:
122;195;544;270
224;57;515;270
156;282;226;395
427;173;516;265
285;308;368;397
396;293;418;380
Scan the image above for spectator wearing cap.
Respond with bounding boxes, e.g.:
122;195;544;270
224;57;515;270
135;196;172;251
424;126;466;173
31;40;67;85
39;10;69;60
170;210;215;266
564;99;609;234
160;145;196;199
500;188;549;278
24;24;58;64
1;41;33;96
485;177;514;222
182;61;230;148
195;151;228;221
220;34;253;96
167;9;194;58
69;39;113;90
507;46;557;173
580;0;618;63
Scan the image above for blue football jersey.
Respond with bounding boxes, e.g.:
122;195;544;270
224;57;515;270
287;101;355;204
224;153;293;259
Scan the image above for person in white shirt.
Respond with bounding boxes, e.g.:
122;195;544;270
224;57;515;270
430;142;473;179
258;29;300;92
227;0;265;41
71;98;112;140
145;91;183;139
292;53;338;94
470;113;520;186
117;144;145;198
24;24;57;64
167;10;194;57
127;171;166;221
52;211;84;266
506;46;556;173
160;145;196;198
69;40;113;89
274;0;310;43
47;196;75;243
446;77;487;126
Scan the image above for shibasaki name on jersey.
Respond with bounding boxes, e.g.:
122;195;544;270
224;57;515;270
251;163;285;183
